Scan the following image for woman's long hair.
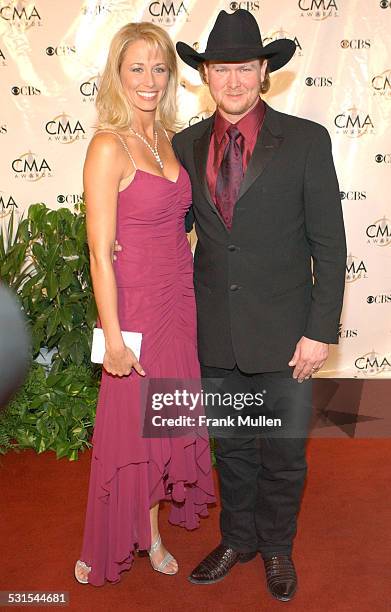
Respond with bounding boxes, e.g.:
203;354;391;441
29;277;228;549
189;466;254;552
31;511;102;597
96;22;179;131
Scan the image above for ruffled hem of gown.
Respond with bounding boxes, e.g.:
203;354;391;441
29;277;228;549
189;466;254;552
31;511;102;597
79;338;216;587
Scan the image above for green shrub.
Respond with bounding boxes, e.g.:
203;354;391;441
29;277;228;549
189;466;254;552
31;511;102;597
0;203;100;459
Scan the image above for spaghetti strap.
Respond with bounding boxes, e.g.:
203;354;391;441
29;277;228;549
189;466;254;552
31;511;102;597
162;127;172;143
96;129;137;170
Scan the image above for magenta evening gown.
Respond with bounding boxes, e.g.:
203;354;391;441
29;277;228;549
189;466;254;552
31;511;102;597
79;146;216;586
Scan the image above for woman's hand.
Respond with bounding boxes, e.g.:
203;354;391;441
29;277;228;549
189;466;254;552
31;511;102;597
103;344;145;377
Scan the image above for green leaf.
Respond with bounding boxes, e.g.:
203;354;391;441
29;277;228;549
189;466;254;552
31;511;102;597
37;436;48;453
15;429;37;448
30;396;48;409
21;271;44;294
16;218;29;242
32;242;46;264
55;443;70;459
69;449;79;461
59;266;73;290
46;308;60;337
46;243;59;270
45;270;58;299
59;306;72;331
86;298;97;327
69;341;84;366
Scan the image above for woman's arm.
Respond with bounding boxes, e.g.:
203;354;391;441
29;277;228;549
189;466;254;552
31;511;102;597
84;133;144;377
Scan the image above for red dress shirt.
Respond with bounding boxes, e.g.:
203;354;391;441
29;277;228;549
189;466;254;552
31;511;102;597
206;98;266;205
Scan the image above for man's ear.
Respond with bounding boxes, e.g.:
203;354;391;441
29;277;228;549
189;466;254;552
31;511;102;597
201;62;209;85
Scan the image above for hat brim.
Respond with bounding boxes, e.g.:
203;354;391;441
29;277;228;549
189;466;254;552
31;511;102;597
176;39;296;73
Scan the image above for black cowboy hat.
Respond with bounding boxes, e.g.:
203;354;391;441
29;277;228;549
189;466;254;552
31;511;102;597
176;9;296;72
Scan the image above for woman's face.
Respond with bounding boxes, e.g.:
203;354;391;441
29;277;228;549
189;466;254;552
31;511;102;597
119;38;169;114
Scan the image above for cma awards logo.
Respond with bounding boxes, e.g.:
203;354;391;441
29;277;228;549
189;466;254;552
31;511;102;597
45;113;86;144
340;190;366;201
263;29;303;57
148;1;190;26
12;151;52;181
80;75;100;102
0;192;18;219
338;323;358;339
371;69;391;99
345;254;367;283
298;0;338;19
305;76;332;87
354;350;391;376
229;1;260;11
0;48;7;66
334;106;375;138
366;216;391;247
0;1;42;29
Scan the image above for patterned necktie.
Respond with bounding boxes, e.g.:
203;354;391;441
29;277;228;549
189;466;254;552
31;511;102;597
215;124;244;230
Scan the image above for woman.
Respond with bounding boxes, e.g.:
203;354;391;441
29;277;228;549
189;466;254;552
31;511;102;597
74;22;215;586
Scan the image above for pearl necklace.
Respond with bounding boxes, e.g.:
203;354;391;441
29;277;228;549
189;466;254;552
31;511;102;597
129;126;163;169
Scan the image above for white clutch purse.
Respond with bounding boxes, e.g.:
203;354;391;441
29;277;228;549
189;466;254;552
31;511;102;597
91;327;143;363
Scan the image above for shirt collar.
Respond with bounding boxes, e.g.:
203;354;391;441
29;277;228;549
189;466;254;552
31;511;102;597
213;97;265;143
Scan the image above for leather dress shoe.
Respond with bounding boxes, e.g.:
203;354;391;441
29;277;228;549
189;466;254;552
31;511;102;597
263;554;297;601
188;544;257;584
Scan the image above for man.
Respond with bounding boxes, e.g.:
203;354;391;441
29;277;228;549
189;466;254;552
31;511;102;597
172;9;346;602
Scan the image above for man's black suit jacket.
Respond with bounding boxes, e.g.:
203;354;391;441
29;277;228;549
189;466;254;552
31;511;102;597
172;102;347;373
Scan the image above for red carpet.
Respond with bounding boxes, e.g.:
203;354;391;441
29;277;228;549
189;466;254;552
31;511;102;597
1;383;390;611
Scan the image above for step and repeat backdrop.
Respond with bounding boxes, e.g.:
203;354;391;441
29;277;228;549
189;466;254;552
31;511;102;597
0;0;390;377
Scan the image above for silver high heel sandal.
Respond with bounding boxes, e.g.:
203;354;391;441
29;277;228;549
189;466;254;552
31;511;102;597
74;560;91;584
148;534;178;575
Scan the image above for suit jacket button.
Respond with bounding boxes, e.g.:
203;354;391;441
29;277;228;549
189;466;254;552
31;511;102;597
230;284;239;291
228;244;236;251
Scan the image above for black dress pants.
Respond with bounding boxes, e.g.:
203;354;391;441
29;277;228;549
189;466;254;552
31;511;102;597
201;364;313;559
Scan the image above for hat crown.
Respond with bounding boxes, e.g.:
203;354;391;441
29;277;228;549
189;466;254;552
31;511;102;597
206;9;263;52
175;8;296;73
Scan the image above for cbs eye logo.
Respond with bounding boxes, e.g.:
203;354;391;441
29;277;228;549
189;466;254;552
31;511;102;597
380;0;390;7
46;47;55;56
11;86;20;95
375;154;391;163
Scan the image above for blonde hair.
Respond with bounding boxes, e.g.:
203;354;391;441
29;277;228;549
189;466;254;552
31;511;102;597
96;22;178;131
198;58;271;94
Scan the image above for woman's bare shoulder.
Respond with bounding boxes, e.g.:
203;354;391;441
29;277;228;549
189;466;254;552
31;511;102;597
89;130;123;150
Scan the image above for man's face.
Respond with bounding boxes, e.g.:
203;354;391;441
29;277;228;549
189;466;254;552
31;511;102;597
204;59;267;121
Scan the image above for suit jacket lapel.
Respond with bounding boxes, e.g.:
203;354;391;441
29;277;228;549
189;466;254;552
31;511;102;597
193;114;228;228
237;103;284;201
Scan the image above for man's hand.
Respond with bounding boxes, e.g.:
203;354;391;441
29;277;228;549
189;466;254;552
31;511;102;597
111;239;122;262
288;336;329;383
